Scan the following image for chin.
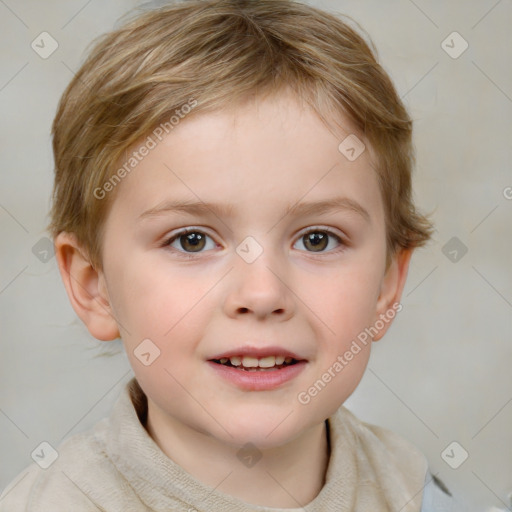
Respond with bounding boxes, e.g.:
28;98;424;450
211;411;312;449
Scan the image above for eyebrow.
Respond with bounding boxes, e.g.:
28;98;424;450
284;197;370;223
137;196;370;223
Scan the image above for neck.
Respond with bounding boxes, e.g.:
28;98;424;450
145;402;330;508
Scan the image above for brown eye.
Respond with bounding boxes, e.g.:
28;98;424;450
303;232;328;252
294;229;344;253
179;232;206;252
165;229;216;254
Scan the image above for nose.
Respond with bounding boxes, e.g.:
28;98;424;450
223;249;295;321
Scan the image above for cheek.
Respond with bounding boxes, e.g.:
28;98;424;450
106;255;213;347
109;259;213;397
304;263;382;344
321;344;372;417
303;261;382;412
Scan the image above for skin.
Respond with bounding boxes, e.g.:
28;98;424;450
55;89;412;508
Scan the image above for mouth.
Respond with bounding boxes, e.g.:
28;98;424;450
207;347;308;390
209;355;301;372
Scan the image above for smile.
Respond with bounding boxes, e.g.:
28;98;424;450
207;349;307;390
211;355;299;371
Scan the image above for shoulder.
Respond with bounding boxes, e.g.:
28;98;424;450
334;405;429;477
0;408;147;512
0;424;109;512
332;407;463;511
331;406;431;510
0;381;151;512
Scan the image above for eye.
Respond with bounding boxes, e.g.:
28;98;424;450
293;228;344;253
163;228;217;254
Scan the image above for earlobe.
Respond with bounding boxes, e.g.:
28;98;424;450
54;232;120;341
372;248;413;342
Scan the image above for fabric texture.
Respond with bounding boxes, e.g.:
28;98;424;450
1;378;441;511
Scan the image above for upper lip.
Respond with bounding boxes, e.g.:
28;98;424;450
209;345;306;361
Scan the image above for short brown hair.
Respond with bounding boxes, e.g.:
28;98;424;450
48;0;433;271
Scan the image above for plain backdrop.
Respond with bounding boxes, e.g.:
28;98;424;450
0;1;511;511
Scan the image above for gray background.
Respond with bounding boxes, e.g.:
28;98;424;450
0;1;511;510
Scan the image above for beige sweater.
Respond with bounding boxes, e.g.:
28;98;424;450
0;378;436;511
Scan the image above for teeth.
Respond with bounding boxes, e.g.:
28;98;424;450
230;356;242;366
217;355;296;369
242;356;259;367
258;356;276;368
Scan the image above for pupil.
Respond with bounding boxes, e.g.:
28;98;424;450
305;232;327;252
181;232;205;252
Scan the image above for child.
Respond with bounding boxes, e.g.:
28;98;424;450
0;0;456;510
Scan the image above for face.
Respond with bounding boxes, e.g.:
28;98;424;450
98;91;402;448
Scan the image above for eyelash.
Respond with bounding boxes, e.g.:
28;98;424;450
161;227;347;259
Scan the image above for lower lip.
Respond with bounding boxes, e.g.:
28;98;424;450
207;361;307;391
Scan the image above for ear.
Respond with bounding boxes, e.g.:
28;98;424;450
371;248;412;342
54;232;120;341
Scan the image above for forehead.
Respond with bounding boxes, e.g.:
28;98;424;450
105;91;383;226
